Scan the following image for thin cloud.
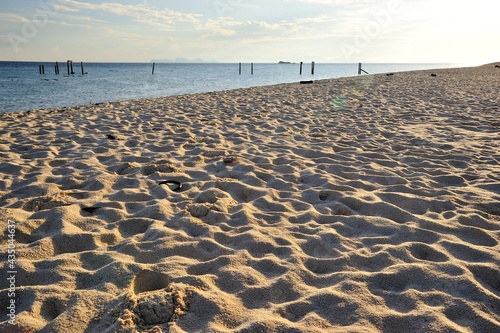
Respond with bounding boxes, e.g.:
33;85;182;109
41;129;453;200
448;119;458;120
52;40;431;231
42;20;93;29
56;13;106;24
58;0;202;30
200;18;247;36
286;0;373;7
52;3;81;13
199;14;341;41
0;13;31;23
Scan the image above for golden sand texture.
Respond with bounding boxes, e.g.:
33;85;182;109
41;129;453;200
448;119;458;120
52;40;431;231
0;64;499;332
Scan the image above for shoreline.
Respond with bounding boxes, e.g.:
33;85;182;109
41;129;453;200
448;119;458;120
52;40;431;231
0;63;499;332
0;64;460;113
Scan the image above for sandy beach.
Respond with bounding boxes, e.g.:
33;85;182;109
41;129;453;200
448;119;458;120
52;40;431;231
1;64;499;333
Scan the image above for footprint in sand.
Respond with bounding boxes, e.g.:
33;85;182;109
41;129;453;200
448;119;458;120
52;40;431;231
123;270;187;327
23;192;75;212
188;188;237;218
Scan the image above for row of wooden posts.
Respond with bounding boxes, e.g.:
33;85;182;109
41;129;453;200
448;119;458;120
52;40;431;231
239;63;261;75
152;62;318;76
39;60;85;76
237;62;368;75
41;61;368;76
237;62;316;75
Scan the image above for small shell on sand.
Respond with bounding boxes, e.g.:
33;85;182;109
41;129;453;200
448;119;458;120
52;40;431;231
158;180;183;191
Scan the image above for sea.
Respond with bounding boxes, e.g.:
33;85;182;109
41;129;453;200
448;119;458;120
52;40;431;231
0;62;458;113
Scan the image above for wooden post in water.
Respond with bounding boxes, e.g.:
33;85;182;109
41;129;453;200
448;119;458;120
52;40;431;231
42;65;45;74
152;62;155;75
311;61;315;75
251;63;254;75
81;62;84;76
55;62;60;75
358;62;368;75
39;65;42;75
239;63;242;75
300;62;303;75
66;60;74;75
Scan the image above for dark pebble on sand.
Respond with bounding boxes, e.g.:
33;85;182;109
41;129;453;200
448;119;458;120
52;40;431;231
82;207;101;214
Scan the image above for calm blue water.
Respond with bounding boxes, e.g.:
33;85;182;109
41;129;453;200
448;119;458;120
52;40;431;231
0;62;456;112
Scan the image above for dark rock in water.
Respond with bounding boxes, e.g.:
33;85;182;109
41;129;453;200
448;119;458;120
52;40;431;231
300;80;314;84
386;73;395;76
107;134;117;140
495;65;500;68
431;74;437;77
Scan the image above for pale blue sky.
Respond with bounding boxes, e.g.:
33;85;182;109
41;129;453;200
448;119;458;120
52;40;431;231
0;0;498;63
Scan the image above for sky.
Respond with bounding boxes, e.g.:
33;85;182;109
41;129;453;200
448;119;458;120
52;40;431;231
0;0;498;64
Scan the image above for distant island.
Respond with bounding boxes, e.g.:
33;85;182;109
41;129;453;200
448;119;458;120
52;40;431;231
151;58;216;63
278;61;293;64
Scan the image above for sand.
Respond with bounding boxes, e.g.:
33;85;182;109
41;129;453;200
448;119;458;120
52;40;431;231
0;64;499;333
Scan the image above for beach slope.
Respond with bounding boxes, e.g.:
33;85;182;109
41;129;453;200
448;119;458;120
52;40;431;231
1;64;499;332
